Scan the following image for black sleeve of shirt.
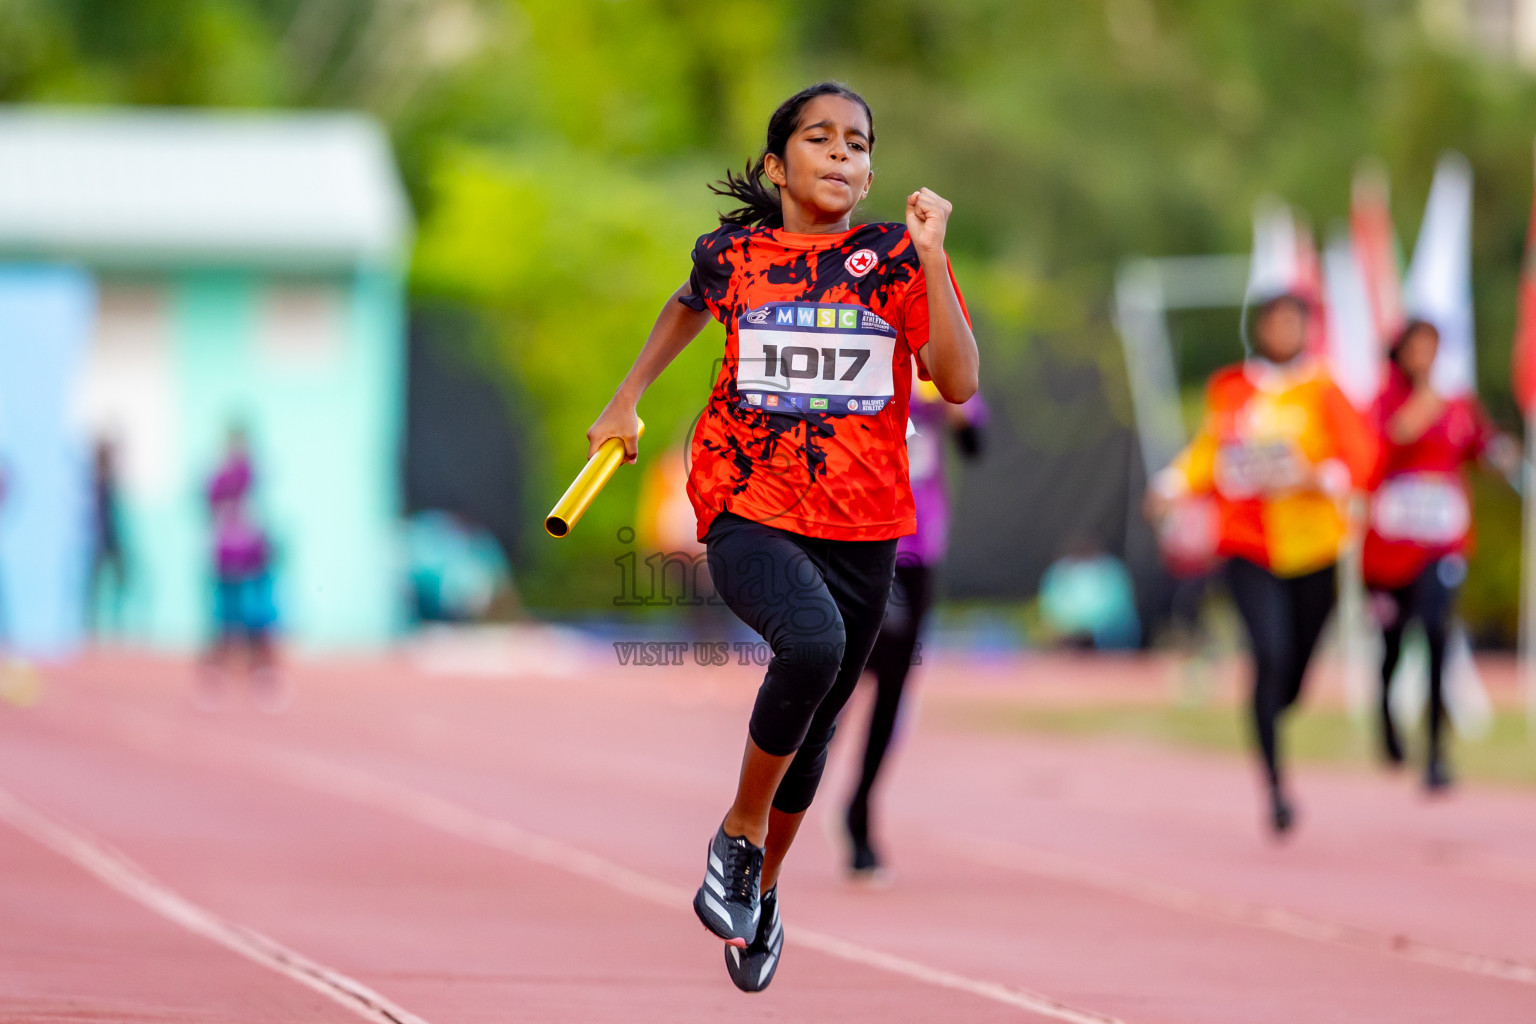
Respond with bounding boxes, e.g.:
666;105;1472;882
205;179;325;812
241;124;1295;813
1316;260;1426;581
678;226;734;317
677;273;708;312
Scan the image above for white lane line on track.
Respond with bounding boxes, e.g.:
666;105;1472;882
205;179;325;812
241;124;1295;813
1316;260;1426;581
0;783;432;1024
102;711;1122;1024
948;832;1536;988
248;741;1123;1024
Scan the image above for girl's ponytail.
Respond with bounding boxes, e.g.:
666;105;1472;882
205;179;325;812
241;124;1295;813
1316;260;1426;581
711;81;874;229
711;157;785;229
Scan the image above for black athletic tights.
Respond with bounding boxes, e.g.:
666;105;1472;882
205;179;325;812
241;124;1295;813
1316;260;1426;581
1377;559;1457;766
846;561;934;846
704;512;897;815
1225;557;1337;792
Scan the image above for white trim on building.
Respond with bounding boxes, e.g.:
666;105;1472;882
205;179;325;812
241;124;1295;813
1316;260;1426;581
0;107;411;267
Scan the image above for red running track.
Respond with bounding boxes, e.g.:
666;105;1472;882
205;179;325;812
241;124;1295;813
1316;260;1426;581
1;644;1534;1023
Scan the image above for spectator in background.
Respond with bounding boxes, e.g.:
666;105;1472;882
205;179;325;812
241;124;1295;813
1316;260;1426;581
1037;534;1140;651
199;425;283;712
404;510;517;623
88;439;126;638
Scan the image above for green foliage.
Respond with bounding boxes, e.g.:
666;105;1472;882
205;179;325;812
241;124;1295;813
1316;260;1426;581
943;693;1536;790
410;144;723;604
6;0;1536;620
1462;471;1525;645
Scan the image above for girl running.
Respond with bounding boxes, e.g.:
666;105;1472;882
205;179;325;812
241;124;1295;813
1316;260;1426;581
585;82;979;991
1364;319;1518;791
1147;291;1375;836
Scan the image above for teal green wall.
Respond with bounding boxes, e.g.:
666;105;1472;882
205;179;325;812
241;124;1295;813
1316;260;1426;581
121;267;404;650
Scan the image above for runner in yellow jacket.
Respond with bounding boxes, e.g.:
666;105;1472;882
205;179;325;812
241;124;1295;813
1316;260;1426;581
1149;291;1377;836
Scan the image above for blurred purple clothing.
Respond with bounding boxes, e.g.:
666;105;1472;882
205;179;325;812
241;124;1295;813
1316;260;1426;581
208;452;252;506
900;389;987;565
215;513;270;578
208;452;268;578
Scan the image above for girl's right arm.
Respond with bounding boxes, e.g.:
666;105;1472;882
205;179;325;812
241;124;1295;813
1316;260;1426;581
586;283;713;462
1384;385;1444;445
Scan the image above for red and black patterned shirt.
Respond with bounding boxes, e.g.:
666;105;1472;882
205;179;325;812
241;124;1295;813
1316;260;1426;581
679;221;965;542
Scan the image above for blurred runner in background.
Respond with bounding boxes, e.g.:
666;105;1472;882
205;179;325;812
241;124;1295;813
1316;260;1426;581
1363;319;1520;792
198;425;284;712
1147;292;1376;836
843;379;985;883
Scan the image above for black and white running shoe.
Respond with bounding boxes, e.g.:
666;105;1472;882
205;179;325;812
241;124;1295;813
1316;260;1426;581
725;884;783;992
693;824;762;947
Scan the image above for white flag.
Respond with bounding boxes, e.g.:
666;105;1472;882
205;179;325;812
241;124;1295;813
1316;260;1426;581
1246;196;1302;306
1404;152;1476;396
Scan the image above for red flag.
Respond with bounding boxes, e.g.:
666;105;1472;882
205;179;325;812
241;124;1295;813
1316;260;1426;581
1514;148;1536;415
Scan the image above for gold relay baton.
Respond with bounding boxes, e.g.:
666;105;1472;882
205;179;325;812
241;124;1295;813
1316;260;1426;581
544;419;645;538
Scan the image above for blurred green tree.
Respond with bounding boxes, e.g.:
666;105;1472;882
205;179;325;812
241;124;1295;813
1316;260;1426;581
3;0;1535;628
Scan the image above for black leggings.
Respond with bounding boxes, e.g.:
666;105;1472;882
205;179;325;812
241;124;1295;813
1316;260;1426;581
1225;558;1337;791
846;562;934;844
704;512;897;815
1377;559;1458;763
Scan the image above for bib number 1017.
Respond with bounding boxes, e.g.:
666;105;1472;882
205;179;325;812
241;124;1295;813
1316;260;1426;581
760;344;870;381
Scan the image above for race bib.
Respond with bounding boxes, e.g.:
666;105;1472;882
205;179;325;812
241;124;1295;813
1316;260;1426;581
1213;439;1308;498
1371;473;1469;545
736;302;897;416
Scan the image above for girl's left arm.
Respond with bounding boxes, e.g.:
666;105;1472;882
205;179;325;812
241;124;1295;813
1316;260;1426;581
906;188;980;403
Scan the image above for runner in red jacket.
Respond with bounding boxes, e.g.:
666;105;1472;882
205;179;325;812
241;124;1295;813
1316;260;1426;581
1364;319;1518;791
